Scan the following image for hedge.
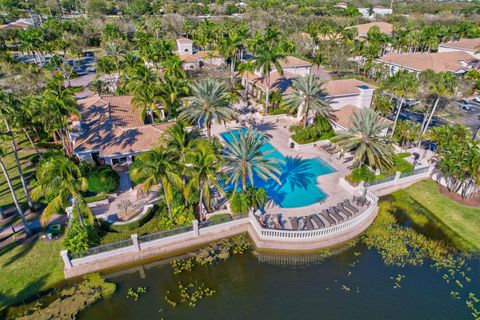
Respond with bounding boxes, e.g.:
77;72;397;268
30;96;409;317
84;193;108;203
108;205;157;232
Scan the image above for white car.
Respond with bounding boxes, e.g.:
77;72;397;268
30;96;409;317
473;96;480;103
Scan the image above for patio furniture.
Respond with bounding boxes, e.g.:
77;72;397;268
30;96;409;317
273;214;284;229
335;204;352;218
289;217;300;230
303;216;314;230
310;214;325;228
327;207;344;222
342;200;359;214
320;209;336;226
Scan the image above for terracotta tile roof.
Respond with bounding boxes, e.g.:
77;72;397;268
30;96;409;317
176;37;193;43
280;56;312;68
354;22;393;36
332;105;392;129
331;104;361;129
73;95;174;156
324;79;375;96
244;70;297;93
439;38;480;51
377;51;477;73
179;50;220;63
0;21;32;30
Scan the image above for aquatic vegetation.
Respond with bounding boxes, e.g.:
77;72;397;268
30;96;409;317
466;293;480;319
390;274;405;289
171;258;195;274
16;273;116;320
127;287;147;301
164;281;216;307
363;202;454;268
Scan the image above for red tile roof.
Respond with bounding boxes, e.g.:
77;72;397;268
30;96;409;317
377;51;477;73
73;95;174;157
439;38;480;51
176;37;193;43
354;22;393;36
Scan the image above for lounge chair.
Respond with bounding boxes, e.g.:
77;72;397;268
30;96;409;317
303;216;314;230
273;214;283;229
321;143;333;150
327;207;344;222
263;214;271;227
310;214;325;228
342;200;359;214
320;209;336;225
334;204;352;218
289;217;300;230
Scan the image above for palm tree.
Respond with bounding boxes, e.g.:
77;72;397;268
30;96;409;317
284;74;332;127
163;122;197;162
129;148;181;220
131;83;163;123
0;145;31;234
104;42;124;73
178;80;235;138
417;70;458;147
237;61;256;108
332;108;394;171
185;140;224;220
0;91;35;209
31;155;92;226
224;129;282;192
254;46;286;114
390;70;419;137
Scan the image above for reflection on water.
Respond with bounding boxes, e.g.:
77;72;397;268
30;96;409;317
79;240;480;320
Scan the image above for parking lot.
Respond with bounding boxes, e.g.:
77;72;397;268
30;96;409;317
461;100;480;131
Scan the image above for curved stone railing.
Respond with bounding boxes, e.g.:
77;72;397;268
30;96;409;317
249;191;379;242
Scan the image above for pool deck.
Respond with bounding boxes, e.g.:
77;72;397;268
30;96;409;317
211;116;355;219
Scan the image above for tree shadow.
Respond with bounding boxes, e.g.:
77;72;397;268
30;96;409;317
1;235;39;267
0;274;49;310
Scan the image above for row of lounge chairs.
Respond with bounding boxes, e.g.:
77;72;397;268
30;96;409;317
258;196;372;231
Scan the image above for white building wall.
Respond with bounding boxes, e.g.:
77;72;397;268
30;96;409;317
177;41;193;55
283;66;311;76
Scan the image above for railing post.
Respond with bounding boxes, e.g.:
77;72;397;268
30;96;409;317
192;220;199;236
428;164;435;176
60;250;72;269
131;234;140;251
395;171;401;182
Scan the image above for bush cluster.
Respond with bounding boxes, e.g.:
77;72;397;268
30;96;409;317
290;117;335;144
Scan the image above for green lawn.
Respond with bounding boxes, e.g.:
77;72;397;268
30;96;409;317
398;180;480;251
0;239;64;310
0;137;37;211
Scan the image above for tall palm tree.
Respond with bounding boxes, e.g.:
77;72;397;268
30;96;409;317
390;70;419;137
237;61;256;108
185;140;224;220
104;42;124;73
224;129;282;192
163;122;197;162
284;74;332;127
332;108;394;171
129;148;181;220
0;91;35;209
178;80;235;138
131;83;163;123
417;70;458;147
31;155;92;226
0;145;31;234
254;46;286;114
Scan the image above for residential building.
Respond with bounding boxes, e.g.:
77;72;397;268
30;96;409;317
69;95;174;166
358;7;393;20
240;57;376;128
376;51;478;76
0;19;33;31
176;37;224;70
438;38;480;59
353;21;393;38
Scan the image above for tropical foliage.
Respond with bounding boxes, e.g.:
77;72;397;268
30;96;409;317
333;108;394;171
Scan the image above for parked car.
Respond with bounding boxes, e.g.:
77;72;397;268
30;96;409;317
459;100;475;111
473;96;480;103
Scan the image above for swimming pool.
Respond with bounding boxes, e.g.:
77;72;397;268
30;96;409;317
220;130;336;208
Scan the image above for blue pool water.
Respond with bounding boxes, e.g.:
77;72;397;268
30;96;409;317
220;130;335;208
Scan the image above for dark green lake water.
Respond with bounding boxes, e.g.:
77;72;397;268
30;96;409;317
79;241;480;320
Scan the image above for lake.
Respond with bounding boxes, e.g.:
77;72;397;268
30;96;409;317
79;241;480;320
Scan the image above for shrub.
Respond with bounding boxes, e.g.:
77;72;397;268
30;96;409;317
229;192;249;214
349;165;376;183
108;205;156;232
63;220;99;255
84;192;108;203
290;117;335;144
86;166;120;193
